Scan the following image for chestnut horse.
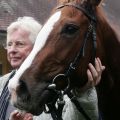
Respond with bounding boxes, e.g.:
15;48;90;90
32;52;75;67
8;0;120;120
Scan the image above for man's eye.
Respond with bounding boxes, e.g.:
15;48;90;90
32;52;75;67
7;42;12;46
17;43;25;47
6;43;12;48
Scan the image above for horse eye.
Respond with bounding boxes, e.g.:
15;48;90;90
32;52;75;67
61;24;79;36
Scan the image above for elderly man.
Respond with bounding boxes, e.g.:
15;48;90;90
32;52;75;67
0;16;42;120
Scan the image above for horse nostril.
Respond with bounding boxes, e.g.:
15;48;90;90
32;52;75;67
19;80;27;89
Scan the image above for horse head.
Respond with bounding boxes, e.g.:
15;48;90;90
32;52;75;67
8;0;120;119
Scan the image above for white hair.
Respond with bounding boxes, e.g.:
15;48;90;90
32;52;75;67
7;16;42;44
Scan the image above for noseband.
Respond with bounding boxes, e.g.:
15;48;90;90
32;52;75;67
46;2;97;120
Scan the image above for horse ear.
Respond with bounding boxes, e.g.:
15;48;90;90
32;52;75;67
88;0;103;6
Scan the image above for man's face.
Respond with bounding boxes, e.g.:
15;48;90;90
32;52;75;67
7;28;33;69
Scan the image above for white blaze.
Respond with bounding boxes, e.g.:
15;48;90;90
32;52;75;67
8;11;61;91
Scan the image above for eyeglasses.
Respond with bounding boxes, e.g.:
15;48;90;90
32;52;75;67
5;41;26;50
